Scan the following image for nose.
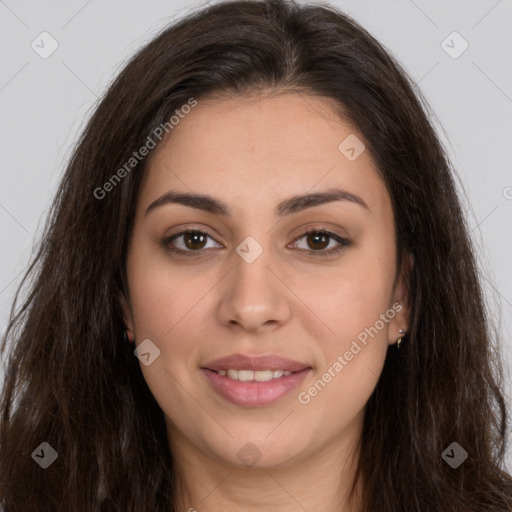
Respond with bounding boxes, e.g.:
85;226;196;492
216;244;291;333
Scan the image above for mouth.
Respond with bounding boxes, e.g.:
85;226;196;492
202;353;311;373
201;367;312;407
205;368;298;381
201;353;312;406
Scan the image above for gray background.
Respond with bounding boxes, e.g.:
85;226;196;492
1;0;511;469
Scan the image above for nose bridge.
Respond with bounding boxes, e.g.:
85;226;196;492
234;236;272;291
217;234;290;331
232;234;278;304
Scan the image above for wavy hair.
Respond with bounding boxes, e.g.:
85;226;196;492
1;0;512;510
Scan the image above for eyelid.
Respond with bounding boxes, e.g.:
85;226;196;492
162;225;351;257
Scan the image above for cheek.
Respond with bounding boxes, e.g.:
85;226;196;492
294;250;395;346
126;244;219;393
295;274;391;427
303;254;394;413
126;241;206;339
129;281;174;340
126;251;203;413
292;250;394;414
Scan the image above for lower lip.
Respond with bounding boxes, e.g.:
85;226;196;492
201;368;311;407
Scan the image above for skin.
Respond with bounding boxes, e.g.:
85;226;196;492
121;92;412;512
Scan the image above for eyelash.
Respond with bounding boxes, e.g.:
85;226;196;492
162;228;351;258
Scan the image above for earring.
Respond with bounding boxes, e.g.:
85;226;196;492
397;329;406;348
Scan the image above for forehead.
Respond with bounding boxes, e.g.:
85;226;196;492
139;93;391;221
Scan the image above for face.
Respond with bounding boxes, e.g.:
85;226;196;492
121;92;411;470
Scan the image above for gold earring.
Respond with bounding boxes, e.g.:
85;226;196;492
397;329;406;348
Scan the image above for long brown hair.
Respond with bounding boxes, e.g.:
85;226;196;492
1;0;511;510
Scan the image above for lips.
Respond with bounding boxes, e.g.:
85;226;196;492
201;367;312;406
201;353;313;406
202;353;311;373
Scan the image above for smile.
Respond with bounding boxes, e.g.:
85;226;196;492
214;369;293;381
201;367;311;407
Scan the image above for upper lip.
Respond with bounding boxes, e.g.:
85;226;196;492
203;353;311;372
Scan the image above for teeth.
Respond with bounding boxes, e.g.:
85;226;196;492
217;369;293;381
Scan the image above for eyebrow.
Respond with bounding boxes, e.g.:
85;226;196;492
145;187;369;217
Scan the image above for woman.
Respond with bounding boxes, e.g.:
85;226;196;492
1;0;511;510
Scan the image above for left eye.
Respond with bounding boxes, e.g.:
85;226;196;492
163;229;350;257
291;229;350;255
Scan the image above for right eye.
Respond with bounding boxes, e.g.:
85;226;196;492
163;229;223;256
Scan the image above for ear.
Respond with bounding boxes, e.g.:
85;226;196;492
119;292;135;343
387;251;414;346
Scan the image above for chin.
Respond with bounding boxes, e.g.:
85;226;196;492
207;435;307;470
